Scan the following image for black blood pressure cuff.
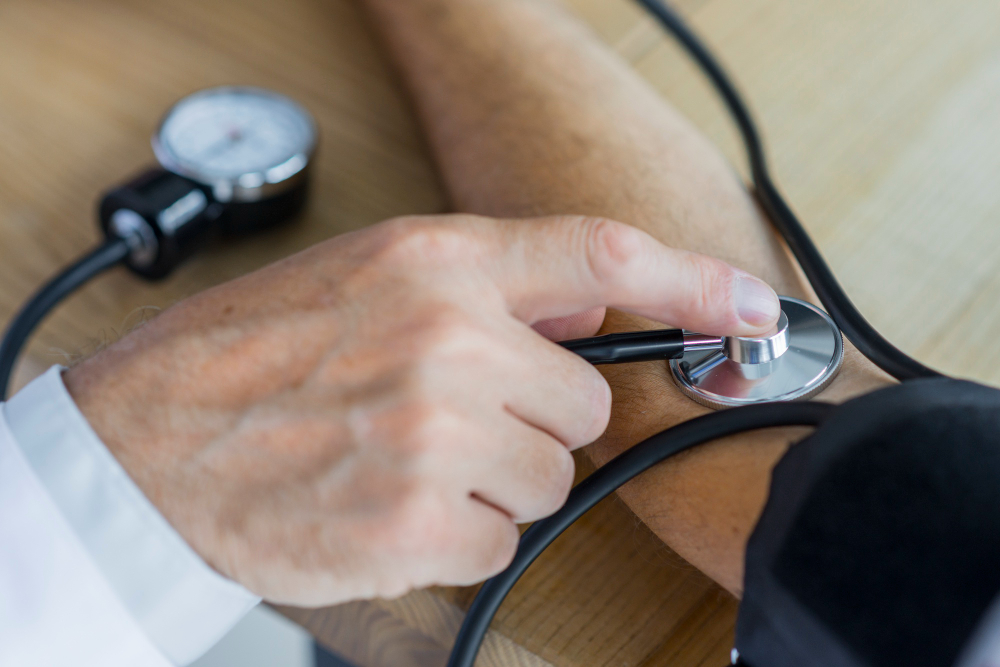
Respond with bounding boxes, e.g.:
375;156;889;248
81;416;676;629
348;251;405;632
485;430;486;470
736;379;1000;667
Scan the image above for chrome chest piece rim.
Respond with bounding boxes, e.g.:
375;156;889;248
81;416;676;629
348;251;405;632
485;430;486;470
669;297;844;410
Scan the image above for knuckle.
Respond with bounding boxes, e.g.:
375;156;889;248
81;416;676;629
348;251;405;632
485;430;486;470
378;216;477;266
537;445;576;515
477;520;520;578
559;363;612;447
395;400;461;459
405;316;502;388
581;217;645;284
580;374;613;444
411;308;482;360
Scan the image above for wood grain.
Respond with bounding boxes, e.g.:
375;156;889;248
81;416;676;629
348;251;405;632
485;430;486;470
1;0;998;665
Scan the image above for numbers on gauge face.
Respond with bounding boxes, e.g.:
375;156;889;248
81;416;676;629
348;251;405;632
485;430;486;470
155;89;316;183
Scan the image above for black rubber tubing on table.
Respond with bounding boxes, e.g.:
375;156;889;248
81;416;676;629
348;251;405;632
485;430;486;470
0;238;130;399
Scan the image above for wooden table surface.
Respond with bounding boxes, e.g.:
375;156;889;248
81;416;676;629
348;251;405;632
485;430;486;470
2;1;999;665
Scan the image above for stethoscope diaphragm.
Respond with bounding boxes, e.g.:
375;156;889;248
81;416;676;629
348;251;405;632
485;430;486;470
669;296;844;410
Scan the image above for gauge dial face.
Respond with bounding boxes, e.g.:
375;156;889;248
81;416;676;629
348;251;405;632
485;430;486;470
153;87;316;194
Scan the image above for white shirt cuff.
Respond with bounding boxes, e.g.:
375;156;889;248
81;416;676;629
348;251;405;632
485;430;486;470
3;366;260;665
0;396;172;666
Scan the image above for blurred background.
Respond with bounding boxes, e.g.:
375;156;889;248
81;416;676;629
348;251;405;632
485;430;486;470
1;0;998;665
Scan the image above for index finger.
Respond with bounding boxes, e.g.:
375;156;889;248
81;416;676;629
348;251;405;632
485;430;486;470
489;216;781;337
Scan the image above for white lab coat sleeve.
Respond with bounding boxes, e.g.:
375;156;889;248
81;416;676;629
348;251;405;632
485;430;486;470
0;366;260;666
958;592;1000;667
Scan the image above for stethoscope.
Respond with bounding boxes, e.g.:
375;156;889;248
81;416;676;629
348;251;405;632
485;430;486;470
449;1;945;665
562;297;844;409
0;0;950;665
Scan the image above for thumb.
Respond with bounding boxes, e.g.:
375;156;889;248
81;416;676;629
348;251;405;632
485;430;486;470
490;216;780;337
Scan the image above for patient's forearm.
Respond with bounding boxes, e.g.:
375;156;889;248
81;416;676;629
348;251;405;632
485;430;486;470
361;0;889;594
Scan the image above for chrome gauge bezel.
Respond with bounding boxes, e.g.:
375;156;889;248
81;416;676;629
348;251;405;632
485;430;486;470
152;86;318;203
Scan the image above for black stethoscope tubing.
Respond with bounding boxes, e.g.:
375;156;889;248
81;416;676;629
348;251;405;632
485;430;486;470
0;239;129;399
446;401;834;667
447;1;948;665
0;1;949;663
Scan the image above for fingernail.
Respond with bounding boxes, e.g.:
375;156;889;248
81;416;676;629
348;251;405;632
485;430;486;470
734;276;780;328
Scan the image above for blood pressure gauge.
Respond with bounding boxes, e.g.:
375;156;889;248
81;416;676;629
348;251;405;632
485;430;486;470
100;86;318;279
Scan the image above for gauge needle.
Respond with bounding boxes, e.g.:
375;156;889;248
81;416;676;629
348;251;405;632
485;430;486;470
193;127;252;163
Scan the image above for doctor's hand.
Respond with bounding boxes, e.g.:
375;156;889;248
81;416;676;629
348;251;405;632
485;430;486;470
63;214;779;606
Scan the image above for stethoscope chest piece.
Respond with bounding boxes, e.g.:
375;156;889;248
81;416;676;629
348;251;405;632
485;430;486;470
670;297;843;410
